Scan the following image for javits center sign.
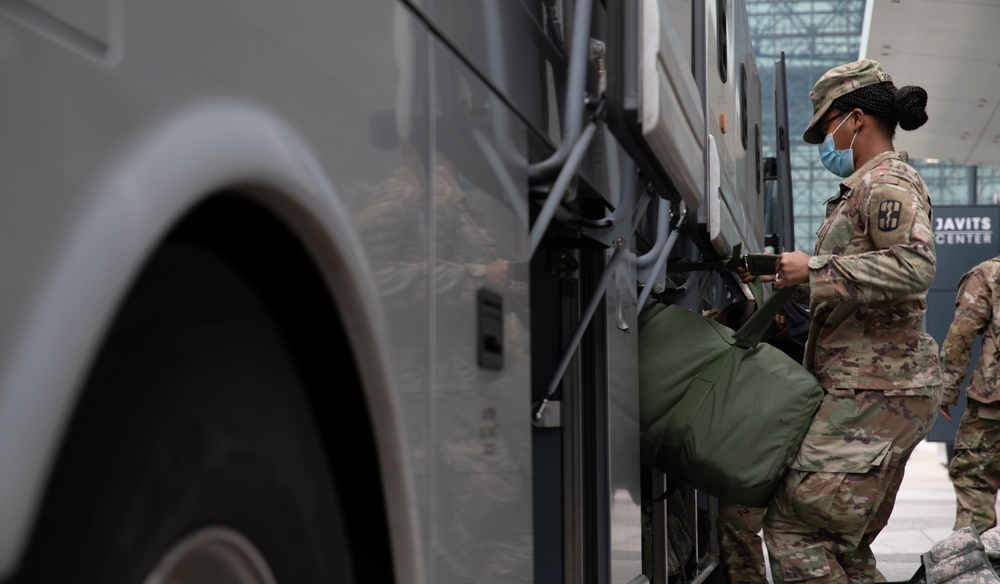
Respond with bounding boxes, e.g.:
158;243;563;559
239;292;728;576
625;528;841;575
934;215;992;245
930;206;999;289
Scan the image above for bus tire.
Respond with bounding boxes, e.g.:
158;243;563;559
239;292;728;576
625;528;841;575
13;241;356;584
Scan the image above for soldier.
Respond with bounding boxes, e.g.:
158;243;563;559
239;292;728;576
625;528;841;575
939;256;1000;534
753;59;943;583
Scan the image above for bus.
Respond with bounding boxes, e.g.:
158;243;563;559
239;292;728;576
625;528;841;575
0;0;789;582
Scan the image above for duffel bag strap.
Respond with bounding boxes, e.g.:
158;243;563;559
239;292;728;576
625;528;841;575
745;276;765;308
732;285;800;349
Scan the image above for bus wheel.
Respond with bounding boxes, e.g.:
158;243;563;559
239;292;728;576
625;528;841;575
15;242;356;584
143;527;277;584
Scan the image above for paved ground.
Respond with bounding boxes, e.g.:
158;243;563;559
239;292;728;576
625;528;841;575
872;439;959;582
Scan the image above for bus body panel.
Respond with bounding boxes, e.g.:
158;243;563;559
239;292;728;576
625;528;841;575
0;0;778;581
424;37;536;583
405;0;549;136
0;0;541;581
0;97;425;581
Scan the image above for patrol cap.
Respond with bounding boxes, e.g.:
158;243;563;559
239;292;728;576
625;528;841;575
802;59;893;144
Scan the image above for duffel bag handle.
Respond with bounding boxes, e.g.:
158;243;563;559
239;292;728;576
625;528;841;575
732;284;800;349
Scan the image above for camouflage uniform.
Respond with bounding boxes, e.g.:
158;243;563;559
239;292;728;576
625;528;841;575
718;502;768;583
764;60;942;583
939;257;1000;534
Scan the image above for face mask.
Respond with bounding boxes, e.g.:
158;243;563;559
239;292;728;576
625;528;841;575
818;114;860;178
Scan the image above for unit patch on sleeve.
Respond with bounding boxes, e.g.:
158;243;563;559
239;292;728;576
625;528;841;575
878;200;902;231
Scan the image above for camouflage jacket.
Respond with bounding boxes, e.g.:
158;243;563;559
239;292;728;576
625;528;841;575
940;257;1000;406
804;151;940;391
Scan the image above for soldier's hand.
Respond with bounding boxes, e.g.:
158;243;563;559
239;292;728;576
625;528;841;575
940;405;953;423
775;251;811;289
735;251;776;284
736;267;776;284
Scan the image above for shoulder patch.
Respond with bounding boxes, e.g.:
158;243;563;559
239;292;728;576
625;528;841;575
878;200;902;231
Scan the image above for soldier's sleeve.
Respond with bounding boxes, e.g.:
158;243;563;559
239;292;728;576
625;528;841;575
807;177;935;301
940;268;992;405
790;284;810;305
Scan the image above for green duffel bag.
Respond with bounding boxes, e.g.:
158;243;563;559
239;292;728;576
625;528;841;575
638;286;823;508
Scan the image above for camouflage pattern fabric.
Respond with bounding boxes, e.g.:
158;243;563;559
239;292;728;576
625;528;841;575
919;526;1000;583
764;388;940;583
885;526;1000;583
760;147;941;582
948;400;1000;534
642;490;695;583
940;258;1000;407
718;501;768;583
803;59;894;144
938;258;1000;534
667;507;694;579
981;527;1000;569
804;151;940;393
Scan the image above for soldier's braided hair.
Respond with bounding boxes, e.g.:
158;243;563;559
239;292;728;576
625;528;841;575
832;81;928;138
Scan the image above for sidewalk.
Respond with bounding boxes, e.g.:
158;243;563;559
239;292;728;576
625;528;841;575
872;439;957;581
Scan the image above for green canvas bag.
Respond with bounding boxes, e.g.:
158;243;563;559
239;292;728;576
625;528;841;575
638;286;823;507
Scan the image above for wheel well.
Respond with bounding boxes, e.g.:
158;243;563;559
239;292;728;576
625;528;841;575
17;192;393;582
164;193;394;581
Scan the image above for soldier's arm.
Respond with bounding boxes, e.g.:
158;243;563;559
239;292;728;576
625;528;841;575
940;269;991;406
807;180;934;302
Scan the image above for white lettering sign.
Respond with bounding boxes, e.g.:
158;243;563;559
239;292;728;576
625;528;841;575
934;216;993;245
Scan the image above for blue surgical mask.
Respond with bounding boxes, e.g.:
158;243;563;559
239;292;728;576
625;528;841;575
818;114;860;178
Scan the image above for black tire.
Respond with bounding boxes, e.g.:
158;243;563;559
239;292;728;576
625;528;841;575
14;242;356;583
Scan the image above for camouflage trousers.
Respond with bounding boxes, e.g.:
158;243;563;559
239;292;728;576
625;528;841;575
764;388;941;583
950;399;1000;534
718;501;768;583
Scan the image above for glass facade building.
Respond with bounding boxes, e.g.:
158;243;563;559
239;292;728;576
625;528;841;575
747;0;1000;252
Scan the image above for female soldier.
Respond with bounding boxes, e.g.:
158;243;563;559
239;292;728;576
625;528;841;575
760;59;942;583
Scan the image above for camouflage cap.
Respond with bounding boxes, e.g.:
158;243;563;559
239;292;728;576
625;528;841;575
802;59;893;144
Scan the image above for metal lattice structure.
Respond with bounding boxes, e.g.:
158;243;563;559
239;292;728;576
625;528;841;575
747;0;1000;252
912;162;1000;206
